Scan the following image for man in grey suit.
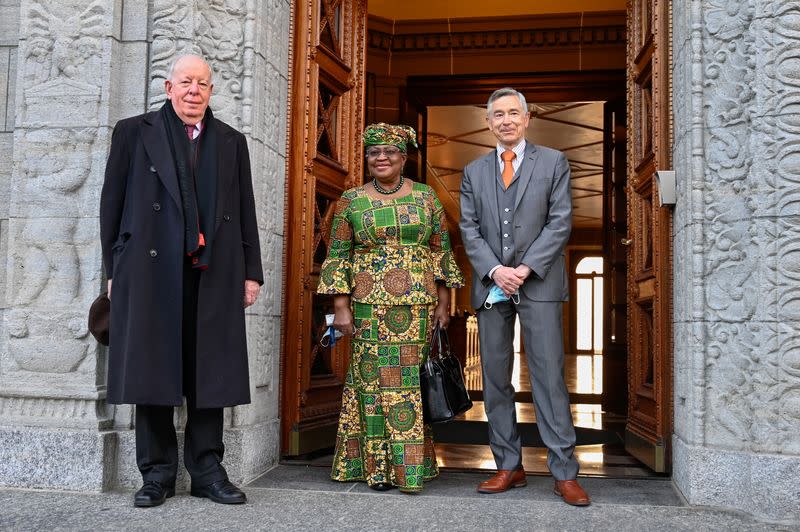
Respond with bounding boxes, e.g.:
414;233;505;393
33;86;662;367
459;88;589;506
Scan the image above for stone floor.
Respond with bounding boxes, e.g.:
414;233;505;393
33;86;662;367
1;465;793;531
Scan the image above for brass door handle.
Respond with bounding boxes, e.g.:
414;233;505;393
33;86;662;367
620;238;633;246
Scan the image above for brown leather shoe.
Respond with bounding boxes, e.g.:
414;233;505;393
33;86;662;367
477;469;527;494
554;479;591;506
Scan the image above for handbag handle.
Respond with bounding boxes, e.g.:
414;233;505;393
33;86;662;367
430;324;451;360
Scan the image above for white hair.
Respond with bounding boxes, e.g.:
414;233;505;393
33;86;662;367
486;87;528;116
166;54;213;82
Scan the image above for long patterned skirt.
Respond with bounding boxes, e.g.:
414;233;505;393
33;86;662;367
331;302;438;491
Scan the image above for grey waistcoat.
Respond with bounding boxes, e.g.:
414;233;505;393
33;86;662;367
495;157;522;266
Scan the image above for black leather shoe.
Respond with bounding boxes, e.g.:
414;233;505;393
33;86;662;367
134;480;175;508
190;479;247;504
369;482;394;491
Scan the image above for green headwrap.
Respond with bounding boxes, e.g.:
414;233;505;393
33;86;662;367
362;123;418;152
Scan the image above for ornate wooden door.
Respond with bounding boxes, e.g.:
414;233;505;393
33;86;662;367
625;0;673;472
282;0;367;455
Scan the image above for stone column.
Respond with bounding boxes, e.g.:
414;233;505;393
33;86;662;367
0;0;289;490
0;0;149;490
110;0;290;488
0;1;21;376
228;0;289;484
672;0;800;523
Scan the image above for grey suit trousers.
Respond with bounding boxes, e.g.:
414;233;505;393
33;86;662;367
477;297;579;480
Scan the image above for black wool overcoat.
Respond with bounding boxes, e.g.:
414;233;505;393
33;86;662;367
100;107;263;407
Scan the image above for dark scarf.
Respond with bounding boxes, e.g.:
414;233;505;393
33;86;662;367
161;100;218;270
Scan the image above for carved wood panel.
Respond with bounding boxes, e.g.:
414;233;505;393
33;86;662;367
625;0;673;472
282;0;366;455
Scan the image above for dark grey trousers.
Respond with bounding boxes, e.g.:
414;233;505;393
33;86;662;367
477;297;579;480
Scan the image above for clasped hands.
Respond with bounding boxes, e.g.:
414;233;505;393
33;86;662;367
492;264;533;296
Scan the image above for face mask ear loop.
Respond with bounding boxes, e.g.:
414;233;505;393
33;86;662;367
511;293;521;305
321;324;337;347
484;301;493;310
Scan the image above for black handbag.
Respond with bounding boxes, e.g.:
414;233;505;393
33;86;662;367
420;325;473;423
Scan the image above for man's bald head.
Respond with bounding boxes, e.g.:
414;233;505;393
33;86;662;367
167;54;213;83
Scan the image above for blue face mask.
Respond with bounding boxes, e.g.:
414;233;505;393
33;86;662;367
483;284;521;309
320;313;344;347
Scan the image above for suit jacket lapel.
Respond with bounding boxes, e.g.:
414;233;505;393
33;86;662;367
142;112;181;209
483;152;501;235
513;142;539;212
214;126;236;232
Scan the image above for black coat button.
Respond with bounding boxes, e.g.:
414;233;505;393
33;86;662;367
149;165;156;173
149;249;158;257
152;202;161;211
223;214;231;221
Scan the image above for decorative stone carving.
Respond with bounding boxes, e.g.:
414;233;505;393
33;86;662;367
15;128;96;211
148;0;251;129
4;0;108;381
700;0;756;448
195;0;249;129
681;0;800;456
21;0;105;126
149;1;193;110
0;396;106;427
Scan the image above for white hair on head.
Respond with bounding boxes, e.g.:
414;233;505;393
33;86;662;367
486;87;528;117
167;54;214;82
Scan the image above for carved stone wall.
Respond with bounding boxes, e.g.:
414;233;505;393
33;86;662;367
0;0;289;491
6;0;111;410
0;0;21;388
0;0;149;490
672;0;800;523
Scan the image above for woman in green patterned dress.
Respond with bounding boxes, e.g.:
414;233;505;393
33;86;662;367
317;123;464;493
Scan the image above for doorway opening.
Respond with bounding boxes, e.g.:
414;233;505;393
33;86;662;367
281;0;673;480
405;84;648;477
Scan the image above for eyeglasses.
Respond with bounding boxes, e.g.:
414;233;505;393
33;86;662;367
366;147;403;159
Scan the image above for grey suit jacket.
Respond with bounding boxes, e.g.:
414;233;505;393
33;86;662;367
459;142;572;309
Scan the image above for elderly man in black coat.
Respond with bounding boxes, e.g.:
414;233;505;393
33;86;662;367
100;54;263;507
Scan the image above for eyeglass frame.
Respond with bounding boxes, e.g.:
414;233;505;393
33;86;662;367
365;146;405;159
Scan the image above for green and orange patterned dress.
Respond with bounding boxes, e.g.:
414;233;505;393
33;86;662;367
317;181;464;491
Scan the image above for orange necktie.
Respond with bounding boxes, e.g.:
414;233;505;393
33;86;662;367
501;149;516;189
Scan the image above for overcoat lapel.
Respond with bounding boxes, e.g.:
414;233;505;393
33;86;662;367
141;112;181;209
513;143;539;212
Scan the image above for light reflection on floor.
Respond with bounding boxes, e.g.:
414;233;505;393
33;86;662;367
457;401;603;430
466;352;605;397
434;398;653;477
434;443;653;477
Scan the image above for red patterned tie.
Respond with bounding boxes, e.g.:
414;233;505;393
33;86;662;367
185;124;195;140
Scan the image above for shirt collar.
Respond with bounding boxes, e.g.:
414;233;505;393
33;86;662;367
496;139;526;161
185;121;203;139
